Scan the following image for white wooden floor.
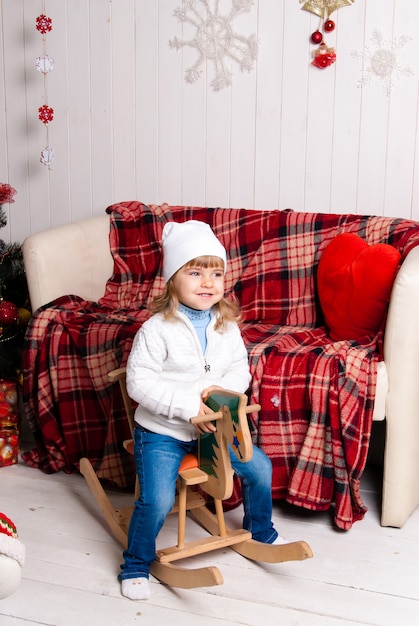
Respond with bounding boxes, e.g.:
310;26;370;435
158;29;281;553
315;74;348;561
1;445;419;626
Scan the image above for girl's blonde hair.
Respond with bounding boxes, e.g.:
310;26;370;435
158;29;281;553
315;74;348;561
151;255;241;331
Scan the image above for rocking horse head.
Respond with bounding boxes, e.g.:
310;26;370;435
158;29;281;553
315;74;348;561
196;391;256;501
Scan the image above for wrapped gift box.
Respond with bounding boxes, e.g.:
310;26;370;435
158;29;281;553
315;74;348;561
0;381;19;467
0;422;18;466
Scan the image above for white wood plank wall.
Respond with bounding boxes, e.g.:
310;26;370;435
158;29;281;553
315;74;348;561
1;0;419;243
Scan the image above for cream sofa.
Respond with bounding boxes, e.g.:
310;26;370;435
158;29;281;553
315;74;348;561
22;210;419;528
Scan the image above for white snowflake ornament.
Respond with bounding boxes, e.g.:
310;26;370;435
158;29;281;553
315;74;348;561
352;30;414;97
35;55;54;73
170;0;258;91
40;147;55;167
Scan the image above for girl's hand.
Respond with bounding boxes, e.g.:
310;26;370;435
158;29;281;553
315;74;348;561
201;385;224;402
193;401;217;435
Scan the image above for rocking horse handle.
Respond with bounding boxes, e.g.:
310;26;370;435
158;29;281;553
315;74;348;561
190;404;261;424
190;411;224;425
246;404;261;414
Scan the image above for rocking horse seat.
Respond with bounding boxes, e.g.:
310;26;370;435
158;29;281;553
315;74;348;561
123;442;204;484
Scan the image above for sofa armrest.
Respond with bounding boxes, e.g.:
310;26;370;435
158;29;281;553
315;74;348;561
381;244;419;526
23;215;113;312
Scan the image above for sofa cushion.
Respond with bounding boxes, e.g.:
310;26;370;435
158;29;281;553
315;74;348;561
317;233;401;340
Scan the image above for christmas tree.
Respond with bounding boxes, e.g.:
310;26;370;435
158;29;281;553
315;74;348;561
0;184;31;381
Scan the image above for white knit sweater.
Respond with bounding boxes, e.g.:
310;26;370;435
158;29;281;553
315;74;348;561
126;310;251;441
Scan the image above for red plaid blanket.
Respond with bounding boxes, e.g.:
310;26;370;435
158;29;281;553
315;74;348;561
22;202;419;528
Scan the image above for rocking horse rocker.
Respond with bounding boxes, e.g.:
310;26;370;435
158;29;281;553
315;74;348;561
80;368;313;589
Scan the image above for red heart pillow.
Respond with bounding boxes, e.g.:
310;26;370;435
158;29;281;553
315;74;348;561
317;233;401;341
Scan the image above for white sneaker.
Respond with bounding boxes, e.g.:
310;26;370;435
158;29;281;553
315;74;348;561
271;534;289;545
121;577;151;601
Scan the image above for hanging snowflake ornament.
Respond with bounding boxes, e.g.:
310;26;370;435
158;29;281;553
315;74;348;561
35;55;54;73
38;104;54;125
169;0;258;91
40;147;55;167
352;30;414;97
36;14;52;35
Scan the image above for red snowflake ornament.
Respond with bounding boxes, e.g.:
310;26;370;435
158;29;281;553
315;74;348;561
38;104;54;125
36;14;53;35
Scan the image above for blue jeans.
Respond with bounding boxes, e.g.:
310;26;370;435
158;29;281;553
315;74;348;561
118;427;278;581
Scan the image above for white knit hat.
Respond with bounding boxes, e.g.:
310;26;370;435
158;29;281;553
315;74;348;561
162;220;227;282
0;512;25;567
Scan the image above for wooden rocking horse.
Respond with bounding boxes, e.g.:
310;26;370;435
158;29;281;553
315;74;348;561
80;368;313;589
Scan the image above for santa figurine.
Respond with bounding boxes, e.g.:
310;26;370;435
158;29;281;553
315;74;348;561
0;512;25;599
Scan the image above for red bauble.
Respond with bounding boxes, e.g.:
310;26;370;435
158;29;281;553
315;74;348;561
324;20;335;33
0;300;19;326
311;30;323;44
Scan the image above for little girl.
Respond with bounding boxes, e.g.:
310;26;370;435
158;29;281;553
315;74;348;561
119;220;283;601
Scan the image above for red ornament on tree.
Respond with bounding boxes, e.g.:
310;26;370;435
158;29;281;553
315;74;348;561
0;300;19;326
0;184;16;205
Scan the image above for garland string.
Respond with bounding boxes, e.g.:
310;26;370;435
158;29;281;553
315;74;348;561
36;1;55;168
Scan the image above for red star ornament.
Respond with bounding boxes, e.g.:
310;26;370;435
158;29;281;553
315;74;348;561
300;0;355;19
